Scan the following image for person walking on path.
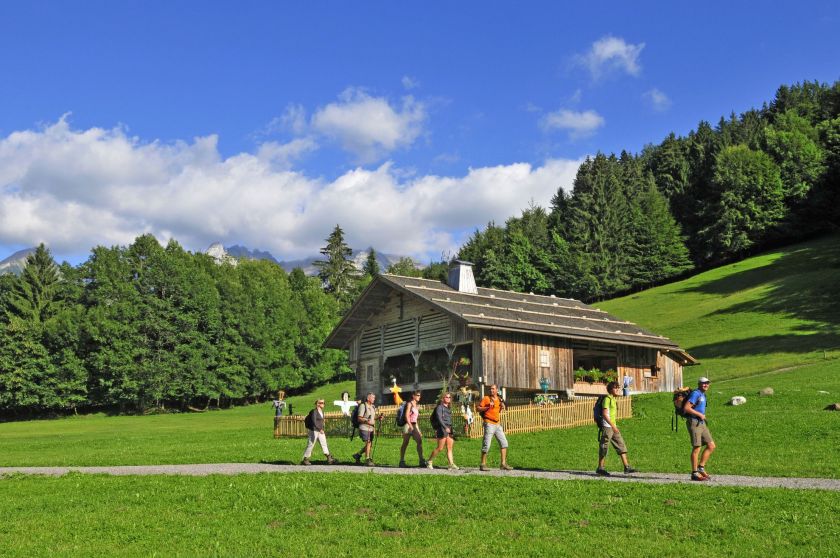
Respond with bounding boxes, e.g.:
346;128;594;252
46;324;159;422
426;392;459;470
595;381;637;476
399;391;426;467
477;384;512;471
685;377;716;481
352;393;378;467
301;399;336;465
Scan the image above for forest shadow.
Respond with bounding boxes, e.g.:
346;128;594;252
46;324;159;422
680;235;840;329
689;332;840;359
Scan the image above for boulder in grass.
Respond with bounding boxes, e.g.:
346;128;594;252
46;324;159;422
759;387;774;396
825;403;840;411
728;396;747;406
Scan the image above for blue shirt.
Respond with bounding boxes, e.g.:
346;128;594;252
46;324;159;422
687;389;707;415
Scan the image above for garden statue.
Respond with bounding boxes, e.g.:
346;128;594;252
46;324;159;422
389;377;403;405
333;391;358;416
272;390;286;439
272;390;286;416
457;385;478;434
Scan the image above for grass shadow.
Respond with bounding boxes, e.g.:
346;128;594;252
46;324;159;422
690;332;840;359
680;235;840;329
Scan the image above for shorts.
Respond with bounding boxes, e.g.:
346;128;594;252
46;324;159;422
599;427;627;459
359;429;374;443
686;419;714;447
481;422;509;453
434;426;451;439
402;423;421;436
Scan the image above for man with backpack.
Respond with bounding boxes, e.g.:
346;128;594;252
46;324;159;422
477;384;512;471
595;381;637;476
352;392;378;467
301;399;336;465
685;377;716;481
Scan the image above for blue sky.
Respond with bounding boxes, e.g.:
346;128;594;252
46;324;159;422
1;1;838;264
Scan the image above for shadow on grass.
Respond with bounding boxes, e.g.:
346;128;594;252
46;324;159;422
680;235;840;329
690;332;840;359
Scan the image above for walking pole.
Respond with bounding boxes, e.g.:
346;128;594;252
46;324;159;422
370;413;384;462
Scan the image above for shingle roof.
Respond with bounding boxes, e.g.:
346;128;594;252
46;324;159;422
324;274;697;364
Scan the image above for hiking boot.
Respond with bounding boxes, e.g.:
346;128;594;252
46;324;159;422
595;468;611;477
419;459;428;468
326;455;337;465
624;466;638;474
479;464;490;472
398;460;408;468
352;452;361;465
426;461;434;469
691;472;709;481
365;458;375;467
500;463;513;471
447;463;460;471
301;457;311;466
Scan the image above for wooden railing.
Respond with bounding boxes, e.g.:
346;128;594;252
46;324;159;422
273;397;631;439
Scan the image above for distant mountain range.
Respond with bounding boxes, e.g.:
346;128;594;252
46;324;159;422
0;244;414;277
0;248;36;275
206;243;413;276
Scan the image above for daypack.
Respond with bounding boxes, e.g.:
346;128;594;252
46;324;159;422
671;388;694;431
592;395;607;427
304;409;315;430
351;403;365;428
395;402;408;427
430;404;441;430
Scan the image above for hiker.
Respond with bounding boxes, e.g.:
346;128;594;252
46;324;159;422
595;381;637;476
352;392;378;467
399;391;425;467
685;377;716;481
477;384;512;471
301;399;336;465
426;392;459;470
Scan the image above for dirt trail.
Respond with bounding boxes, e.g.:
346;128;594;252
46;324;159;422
2;463;838;491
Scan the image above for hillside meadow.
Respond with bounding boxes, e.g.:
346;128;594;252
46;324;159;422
598;233;840;381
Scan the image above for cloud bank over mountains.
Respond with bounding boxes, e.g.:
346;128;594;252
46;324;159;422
0;116;581;262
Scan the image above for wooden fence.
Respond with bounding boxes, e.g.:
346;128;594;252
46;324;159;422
273;397;631;439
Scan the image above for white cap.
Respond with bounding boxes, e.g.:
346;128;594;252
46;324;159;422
698;377;711;384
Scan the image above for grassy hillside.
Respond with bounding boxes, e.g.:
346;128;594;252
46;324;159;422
598;234;840;381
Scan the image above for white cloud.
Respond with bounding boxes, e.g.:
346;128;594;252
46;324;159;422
577;35;645;79
401;75;419;90
0;118;581;262
643;88;672;111
310;88;426;163
541;109;605;139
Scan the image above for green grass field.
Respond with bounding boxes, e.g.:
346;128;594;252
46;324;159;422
1;361;837;479
1;473;837;558
2;235;840;556
599;234;840;381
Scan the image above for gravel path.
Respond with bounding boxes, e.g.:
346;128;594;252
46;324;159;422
2;463;838;491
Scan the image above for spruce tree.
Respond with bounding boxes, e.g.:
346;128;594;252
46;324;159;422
313;225;359;309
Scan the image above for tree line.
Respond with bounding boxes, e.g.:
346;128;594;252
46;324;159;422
458;80;840;300
0;237;348;415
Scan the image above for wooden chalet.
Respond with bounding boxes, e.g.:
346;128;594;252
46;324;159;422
324;261;697;403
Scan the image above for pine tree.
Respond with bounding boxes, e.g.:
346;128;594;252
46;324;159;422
362;248;380;276
5;244;61;323
313;225;359;310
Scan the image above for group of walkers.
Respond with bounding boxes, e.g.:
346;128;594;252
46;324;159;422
299;377;716;481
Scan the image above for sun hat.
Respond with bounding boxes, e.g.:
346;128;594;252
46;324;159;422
698;377;711;384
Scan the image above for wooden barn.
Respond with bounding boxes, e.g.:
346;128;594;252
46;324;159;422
324;261;697;403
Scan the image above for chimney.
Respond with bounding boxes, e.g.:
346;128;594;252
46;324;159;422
448;260;478;294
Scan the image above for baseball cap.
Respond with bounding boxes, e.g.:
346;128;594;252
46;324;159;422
698;377;711;384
